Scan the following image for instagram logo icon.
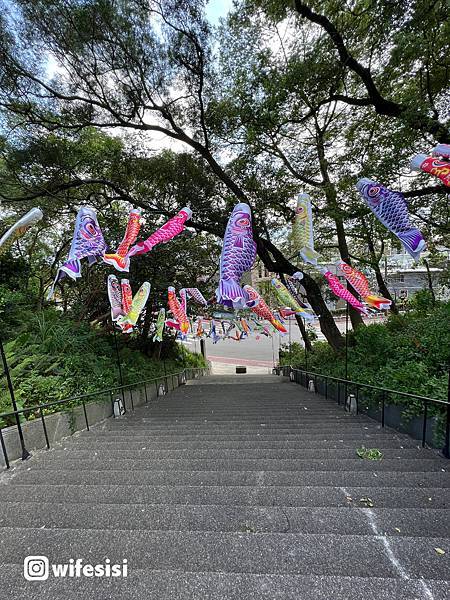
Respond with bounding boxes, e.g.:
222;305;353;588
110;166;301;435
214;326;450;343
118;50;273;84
24;556;49;581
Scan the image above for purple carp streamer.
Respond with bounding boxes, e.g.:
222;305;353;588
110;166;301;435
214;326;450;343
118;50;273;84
356;179;426;262
107;275;126;321
180;288;208;307
216;203;256;308
48;206;106;299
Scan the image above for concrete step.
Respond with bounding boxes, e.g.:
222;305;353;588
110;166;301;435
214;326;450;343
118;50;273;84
9;468;450;488
62;438;420;450
22;452;450;481
0;527;448;579
65;432;417;444
32;446;433;460
9;457;445;472
2;374;448;598
0;567;448;600
1;502;449;537
0;484;447;508
102;425;387;434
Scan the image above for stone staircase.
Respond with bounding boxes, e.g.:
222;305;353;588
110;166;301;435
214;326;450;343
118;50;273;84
0;373;448;599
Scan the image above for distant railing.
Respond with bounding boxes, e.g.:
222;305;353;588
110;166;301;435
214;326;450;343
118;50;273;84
276;365;450;459
0;366;210;469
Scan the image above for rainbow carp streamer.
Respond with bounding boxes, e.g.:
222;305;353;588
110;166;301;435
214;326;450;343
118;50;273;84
292;194;320;266
216;203;257;308
356;178;426;262
336;261;391;311
48;206;106;299
168;286;190;335
128;207;192;259
119;282;151;331
0;208;43;256
271;278;314;321
107;276;150;333
284;272;310;310
319;267;368;315
410;153;450;187
243;285;287;333
153;308;166;342
103;207;141;272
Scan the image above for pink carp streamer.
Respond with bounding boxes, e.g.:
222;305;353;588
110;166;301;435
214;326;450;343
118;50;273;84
336;261;391;311
103;208;141;272
319;268;368;315
243;285;288;333
128;208;192;259
167;286;189;335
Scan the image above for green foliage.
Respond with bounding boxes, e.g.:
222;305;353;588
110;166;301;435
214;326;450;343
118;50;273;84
280;301;450;417
0;307;206;425
356;447;383;461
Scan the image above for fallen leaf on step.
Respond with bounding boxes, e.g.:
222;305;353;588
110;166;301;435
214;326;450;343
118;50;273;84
434;548;445;556
394;528;401;533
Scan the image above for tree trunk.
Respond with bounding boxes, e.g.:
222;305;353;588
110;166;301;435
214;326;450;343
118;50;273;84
280;273;312;350
295;314;313;351
257;236;344;351
363;220;398;314
373;262;398;314
315;127;364;331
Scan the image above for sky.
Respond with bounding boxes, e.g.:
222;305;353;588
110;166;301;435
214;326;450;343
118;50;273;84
205;0;234;24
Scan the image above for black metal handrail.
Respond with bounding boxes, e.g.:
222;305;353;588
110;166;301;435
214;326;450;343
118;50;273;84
0;365;210;469
278;365;450;458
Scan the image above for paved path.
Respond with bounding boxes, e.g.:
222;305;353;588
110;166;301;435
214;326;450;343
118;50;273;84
0;374;449;599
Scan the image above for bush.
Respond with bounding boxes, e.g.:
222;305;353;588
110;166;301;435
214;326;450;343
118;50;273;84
280;301;450;417
0;308;206;425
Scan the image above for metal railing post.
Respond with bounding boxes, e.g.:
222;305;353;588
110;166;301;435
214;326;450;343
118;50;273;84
0;336;31;460
422;399;428;448
82;400;89;431
39;407;50;449
444;401;450;459
0;428;10;469
110;391;115;418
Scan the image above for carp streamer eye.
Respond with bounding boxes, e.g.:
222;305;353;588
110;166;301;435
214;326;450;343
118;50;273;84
84;220;97;236
342;264;352;274
236;217;250;227
368;186;380;197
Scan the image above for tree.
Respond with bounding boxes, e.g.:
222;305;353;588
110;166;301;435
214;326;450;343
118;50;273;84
0;0;346;349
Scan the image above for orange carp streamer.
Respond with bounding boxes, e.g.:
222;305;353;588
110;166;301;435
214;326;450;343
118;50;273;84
103;208;141;272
